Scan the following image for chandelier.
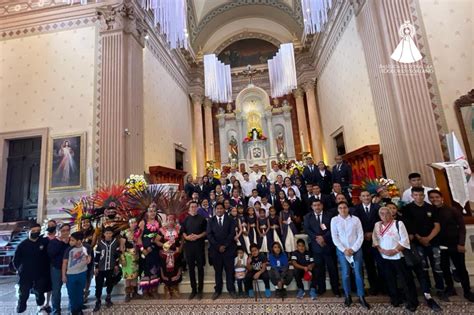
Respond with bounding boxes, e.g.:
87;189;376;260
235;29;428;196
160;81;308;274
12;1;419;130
301;0;333;35
204;54;232;103
141;0;188;49
268;43;297;98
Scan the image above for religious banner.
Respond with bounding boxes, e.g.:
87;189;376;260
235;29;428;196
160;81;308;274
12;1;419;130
49;132;86;191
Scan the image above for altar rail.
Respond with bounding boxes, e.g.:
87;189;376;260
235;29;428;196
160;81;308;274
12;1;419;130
148;166;187;190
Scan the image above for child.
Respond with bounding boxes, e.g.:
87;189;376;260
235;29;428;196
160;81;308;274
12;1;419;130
280;200;297;254
93;227;121;311
234;246;248;297
267;206;283;249
230;189;244;208
237;206;250;252
245;244;271;298
254;201;264;218
120;218;140;302
62;231;91;315
248;189;261;208
260;197;271;215
290;239;317;300
257;208;269;253
230;207;242;247
246;207;258;249
269;242;293;298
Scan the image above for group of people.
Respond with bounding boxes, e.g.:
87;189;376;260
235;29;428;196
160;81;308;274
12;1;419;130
12;155;474;314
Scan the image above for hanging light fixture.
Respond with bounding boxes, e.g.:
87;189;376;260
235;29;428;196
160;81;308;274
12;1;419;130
300;0;333;35
204;54;232;103
268;43;297;98
141;0;188;49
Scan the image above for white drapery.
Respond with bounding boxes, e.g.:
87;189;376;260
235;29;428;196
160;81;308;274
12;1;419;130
204;54;232;103
301;0;333;35
141;0;188;49
267;43;297;98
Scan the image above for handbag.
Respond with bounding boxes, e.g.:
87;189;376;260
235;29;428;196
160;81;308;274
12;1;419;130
395;220;421;267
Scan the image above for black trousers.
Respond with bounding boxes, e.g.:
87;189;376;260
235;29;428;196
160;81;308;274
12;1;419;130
313;251;339;293
269;269;293;287
95;270;115;300
211;251;235;293
294;268;317;290
185;243;205;293
17;275;47;310
244;270;270;291
441;248;471;295
383;258;419;308
361;241;381;291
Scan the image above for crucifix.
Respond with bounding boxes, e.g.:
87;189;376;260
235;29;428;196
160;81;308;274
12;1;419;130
243;64;257;85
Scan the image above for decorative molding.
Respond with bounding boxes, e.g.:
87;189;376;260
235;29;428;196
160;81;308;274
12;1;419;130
1;15;98;39
190;0;303;43
214;31;281;55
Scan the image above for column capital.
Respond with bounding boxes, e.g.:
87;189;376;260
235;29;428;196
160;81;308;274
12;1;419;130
302;80;316;93
190;93;204;105
203;98;213;108
97;3;146;46
292;87;304;98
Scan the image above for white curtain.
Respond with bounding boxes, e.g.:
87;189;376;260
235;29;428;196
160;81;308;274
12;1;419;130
301;0;333;35
268;43;297;98
141;0;188;49
204;54;232;103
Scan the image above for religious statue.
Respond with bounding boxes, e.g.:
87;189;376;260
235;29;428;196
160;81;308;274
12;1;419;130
276;132;285;153
252;129;259;141
228;135;238;161
226;103;233;113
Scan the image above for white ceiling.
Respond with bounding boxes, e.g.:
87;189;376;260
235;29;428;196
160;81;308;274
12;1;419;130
192;0;296;23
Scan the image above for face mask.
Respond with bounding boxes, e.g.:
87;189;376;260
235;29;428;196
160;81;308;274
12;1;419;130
30;232;40;239
108;214;117;219
47;226;57;233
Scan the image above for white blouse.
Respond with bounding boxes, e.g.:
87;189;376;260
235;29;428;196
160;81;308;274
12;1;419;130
372;220;410;260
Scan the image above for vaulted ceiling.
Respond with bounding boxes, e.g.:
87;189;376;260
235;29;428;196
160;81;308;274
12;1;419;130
188;0;304;54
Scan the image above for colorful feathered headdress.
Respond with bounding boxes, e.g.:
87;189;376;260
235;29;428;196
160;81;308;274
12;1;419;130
156;189;189;218
125;184;167;221
62;195;96;231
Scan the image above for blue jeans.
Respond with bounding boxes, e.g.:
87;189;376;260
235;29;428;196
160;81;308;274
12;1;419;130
336;249;365;297
50;266;62;315
66;271;87;313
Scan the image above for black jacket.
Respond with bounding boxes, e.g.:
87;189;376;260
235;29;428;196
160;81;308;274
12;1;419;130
206;214;236;256
351;203;381;233
302;165;318;184
332;163;352;187
303;211;335;254
315;169;333;194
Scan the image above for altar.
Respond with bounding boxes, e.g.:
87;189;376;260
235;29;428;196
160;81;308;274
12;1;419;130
216;84;296;171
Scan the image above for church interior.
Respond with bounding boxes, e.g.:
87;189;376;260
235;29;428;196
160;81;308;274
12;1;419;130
0;0;474;313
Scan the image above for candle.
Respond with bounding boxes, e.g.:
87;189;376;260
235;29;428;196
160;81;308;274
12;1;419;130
300;132;306;152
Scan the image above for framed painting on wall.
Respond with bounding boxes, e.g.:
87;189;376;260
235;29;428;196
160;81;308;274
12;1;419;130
49;132;86;191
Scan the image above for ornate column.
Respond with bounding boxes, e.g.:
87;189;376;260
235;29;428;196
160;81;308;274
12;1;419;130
303;80;323;160
282;102;296;159
191;94;205;176
235;110;245;164
355;0;445;187
264;107;276;157
203;98;215;161
293;88;310;154
97;3;145;184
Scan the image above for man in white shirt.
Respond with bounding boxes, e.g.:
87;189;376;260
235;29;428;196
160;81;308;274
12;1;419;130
401;172;433;204
268;164;287;184
330;201;369;309
241;173;255;198
228;166;244;183
249;164;263;186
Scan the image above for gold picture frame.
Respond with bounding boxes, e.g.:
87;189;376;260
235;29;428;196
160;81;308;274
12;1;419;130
49;132;86;191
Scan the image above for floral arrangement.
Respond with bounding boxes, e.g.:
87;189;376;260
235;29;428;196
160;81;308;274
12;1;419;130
288;160;305;175
125;174;147;195
243;127;267;142
206;160;221;179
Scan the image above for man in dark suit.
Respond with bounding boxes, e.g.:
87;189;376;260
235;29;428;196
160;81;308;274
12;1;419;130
332;155;352;192
206;202;237;300
301;183;314;213
302;157;318;185
351;190;382;295
328;182;352;208
303;200;340;296
207;170;219;191
267;184;278;206
308;184;332;213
